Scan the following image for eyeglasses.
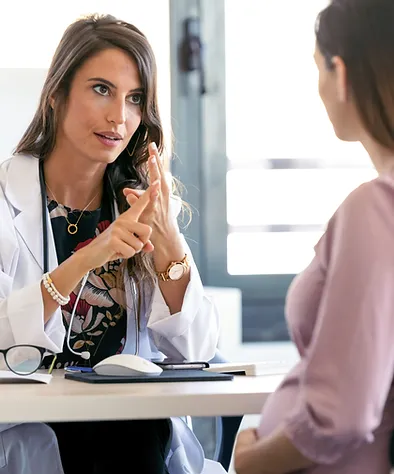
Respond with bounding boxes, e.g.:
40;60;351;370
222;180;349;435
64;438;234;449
0;345;57;376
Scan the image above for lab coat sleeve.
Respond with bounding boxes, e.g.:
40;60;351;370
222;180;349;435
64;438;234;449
0;279;65;354
0;186;64;355
147;234;220;361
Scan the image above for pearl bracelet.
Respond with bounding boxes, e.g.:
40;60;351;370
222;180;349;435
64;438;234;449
42;273;70;306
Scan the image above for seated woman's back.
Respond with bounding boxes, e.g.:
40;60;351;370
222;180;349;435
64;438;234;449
235;1;394;473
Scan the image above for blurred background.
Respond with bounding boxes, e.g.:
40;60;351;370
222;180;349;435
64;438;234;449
1;0;377;364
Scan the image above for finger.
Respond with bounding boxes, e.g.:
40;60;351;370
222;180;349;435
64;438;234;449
125;189;157;220
128;222;153;242
244;428;258;438
148;142;165;179
148;152;162;183
118;221;152;245
148;141;159;160
115;238;154;259
118;228;147;253
126;180;160;219
123;188;144;198
142;241;154;253
150;142;165;175
123;188;144;208
111;240;141;260
125;193;139;207
150;142;170;196
150;142;168;192
237;429;258;445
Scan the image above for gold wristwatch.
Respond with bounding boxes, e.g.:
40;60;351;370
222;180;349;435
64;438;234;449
156;254;190;282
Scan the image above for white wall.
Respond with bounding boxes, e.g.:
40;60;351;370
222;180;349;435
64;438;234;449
1;0;170;160
0;69;47;158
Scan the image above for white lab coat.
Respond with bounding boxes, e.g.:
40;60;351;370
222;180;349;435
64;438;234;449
0;154;225;474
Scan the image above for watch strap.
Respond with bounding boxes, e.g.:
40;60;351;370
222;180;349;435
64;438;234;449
156;254;189;282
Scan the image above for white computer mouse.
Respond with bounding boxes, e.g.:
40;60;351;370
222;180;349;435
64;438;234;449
93;354;163;377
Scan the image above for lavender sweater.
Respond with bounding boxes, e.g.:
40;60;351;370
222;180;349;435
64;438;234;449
258;175;394;473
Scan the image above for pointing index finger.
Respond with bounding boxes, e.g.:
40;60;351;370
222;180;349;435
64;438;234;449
126;180;159;219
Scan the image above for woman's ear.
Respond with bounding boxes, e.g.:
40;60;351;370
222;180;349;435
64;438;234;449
331;56;348;103
49;97;55;109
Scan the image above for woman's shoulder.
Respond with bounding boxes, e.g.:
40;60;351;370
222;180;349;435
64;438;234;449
326;174;394;239
339;174;394;216
0;158;13;200
0;153;36;182
314;175;394;266
0;157;12;179
0;154;38;203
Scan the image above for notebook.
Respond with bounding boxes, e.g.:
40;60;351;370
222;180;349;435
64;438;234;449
0;370;52;384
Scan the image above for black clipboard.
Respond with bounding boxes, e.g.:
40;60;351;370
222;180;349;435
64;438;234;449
65;369;234;384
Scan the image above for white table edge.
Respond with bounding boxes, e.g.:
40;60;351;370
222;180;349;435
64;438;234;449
0;372;284;423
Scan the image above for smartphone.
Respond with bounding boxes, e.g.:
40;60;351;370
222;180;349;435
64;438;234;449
155;360;209;370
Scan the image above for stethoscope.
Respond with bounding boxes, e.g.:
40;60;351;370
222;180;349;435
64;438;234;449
38;160;140;362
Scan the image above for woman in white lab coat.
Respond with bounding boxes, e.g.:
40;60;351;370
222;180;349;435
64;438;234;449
0;13;220;474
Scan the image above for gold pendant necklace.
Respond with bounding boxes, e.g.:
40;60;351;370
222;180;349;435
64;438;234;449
46;184;100;235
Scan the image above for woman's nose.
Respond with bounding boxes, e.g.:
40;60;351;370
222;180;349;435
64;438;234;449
107;99;126;125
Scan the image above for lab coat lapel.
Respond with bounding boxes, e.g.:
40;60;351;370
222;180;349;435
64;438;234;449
5;154;58;272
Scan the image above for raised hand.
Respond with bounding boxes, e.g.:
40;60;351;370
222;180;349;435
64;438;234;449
123;142;177;247
78;180;160;270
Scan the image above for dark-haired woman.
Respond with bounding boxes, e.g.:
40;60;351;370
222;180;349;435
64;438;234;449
235;1;394;473
0;14;219;474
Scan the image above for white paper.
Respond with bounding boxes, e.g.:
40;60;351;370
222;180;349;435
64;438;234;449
205;361;294;377
0;370;52;384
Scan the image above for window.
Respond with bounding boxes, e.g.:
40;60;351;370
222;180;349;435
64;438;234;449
170;1;377;343
225;0;377;276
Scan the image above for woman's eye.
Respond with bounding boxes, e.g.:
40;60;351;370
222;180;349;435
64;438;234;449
128;94;143;105
93;84;110;96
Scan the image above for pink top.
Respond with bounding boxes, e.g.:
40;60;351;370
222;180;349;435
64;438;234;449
258;175;394;473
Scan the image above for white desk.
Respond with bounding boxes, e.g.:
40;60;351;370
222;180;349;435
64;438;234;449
0;370;284;423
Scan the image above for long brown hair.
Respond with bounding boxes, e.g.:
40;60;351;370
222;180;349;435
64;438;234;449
16;13;165;285
316;0;394;149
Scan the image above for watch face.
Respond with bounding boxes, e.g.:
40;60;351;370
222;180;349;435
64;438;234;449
168;263;185;281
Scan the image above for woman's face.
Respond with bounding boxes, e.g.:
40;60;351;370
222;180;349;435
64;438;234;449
54;47;143;165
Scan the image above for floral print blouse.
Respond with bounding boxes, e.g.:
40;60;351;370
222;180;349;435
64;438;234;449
45;191;127;368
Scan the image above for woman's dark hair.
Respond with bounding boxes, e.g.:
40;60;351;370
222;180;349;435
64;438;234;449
15;14;166;286
316;0;394;149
